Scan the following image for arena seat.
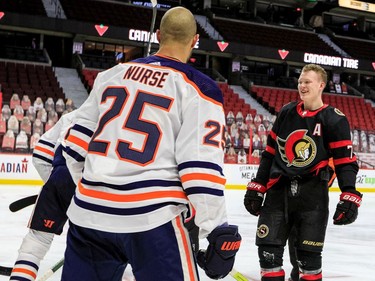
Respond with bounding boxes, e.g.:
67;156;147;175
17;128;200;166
332;36;375;60
212;18;340;56
0;62;66;105
0;116;6;135
250;85;375;132
20;116;32;135
10;93;21;110
15;130;29;153
29;132;41;152
220;82;255;118
21;95;32;111
2;130;15;152
7;115;19;135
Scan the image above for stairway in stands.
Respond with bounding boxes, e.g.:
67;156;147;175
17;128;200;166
54;67;88;108
229;85;273;119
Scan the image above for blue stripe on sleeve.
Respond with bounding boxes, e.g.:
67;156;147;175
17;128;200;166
71;124;94;137
178;161;224;176
32;153;53;164
38;139;55;148
63;146;85;162
15;260;39;270
184;186;224;197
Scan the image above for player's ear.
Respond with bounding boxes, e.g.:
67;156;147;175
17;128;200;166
156;29;161;43
320;81;326;91
191;34;199;48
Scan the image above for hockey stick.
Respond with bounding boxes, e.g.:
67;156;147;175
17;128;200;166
146;0;158;56
0;265;12;276
9;194;38;212
36;258;64;281
230;268;249;281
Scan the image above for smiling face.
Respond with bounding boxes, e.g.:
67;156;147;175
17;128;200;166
298;69;326;110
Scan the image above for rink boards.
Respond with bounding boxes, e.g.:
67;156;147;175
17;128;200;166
0;154;374;192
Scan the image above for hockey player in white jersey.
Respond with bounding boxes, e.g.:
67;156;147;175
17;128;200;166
62;6;241;281
9;111;76;281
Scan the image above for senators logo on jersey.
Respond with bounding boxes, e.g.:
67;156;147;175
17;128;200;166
277;129;317;167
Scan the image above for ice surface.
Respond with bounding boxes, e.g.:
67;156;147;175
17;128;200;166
1;186;374;281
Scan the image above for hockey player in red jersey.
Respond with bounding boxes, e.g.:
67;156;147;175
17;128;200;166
62;6;241;281
244;64;362;281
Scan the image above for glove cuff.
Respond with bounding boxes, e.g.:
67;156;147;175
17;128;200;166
247;181;267;193
340;191;362;207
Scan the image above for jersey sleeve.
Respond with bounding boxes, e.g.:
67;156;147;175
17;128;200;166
63;75;100;184
175;80;228;238
326;109;359;191
32;116;64;182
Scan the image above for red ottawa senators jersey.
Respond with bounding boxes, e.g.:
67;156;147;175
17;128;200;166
260;101;358;190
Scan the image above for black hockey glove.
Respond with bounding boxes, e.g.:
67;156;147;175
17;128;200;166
333;190;362;225
197;225;241;279
244;181;266;216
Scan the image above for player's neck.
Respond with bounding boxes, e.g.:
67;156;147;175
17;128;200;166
303;100;324;111
156;46;190;63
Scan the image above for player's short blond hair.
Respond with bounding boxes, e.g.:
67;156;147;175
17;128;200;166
302;64;327;84
159;7;197;45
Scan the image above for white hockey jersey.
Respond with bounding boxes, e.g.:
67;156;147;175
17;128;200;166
64;55;228;238
32;111;76;182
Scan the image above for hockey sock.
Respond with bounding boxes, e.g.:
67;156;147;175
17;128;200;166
10;253;40;281
10;229;54;281
261;267;285;281
300;271;322;281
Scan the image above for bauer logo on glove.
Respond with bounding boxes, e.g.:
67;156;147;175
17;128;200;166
244;180;266;216
341;193;362;206
333;190;362;225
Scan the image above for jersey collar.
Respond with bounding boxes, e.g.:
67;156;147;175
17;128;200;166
297;101;328;117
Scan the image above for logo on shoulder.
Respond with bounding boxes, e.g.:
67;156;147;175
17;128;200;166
334;108;345;116
257;224;269;238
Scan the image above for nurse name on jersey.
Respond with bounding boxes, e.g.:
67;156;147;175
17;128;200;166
124;65;170;88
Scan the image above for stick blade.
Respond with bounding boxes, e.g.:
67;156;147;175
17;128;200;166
0;266;12;276
9;195;38;212
230;268;249;281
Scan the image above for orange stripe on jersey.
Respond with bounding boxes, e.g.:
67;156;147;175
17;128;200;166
67;135;89;151
180;173;226;185
34;145;54;157
267;175;281;190
11;268;37;279
333;156;357;165
269;130;276;140
310;160;329;174
175;215;198;281
265;145;275;155
78;181;187;202
329;140;352;148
